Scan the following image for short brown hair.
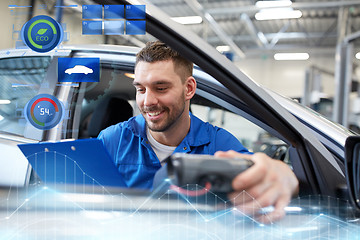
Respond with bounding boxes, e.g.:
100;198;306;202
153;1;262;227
135;41;193;81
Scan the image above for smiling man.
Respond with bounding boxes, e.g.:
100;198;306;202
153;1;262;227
98;41;298;222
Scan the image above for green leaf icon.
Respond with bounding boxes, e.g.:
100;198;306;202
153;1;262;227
37;28;47;35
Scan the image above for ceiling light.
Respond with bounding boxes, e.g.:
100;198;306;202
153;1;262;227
216;45;231;52
255;0;292;8
0;100;11;104
255;8;302;20
356;52;360;60
0;115;3;121
274;53;309;60
124;73;135;79
171;16;203;25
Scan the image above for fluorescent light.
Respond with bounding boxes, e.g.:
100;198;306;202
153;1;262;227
0;115;3;121
171;16;203;25
124;73;135;79
216;45;231;52
0;100;11;104
356;52;360;60
256;0;292;8
274;53;309;60
255;8;302;20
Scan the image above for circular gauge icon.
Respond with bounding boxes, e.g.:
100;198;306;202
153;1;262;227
24;94;65;130
21;15;63;53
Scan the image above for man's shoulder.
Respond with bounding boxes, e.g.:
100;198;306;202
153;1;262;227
191;113;226;134
189;113;249;153
98;115;145;139
189;113;234;143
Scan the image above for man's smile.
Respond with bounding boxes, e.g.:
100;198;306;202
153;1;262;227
147;111;162;117
145;109;166;122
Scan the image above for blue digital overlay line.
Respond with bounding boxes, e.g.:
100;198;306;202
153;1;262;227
12;83;35;87
54;5;78;8
8;5;32;8
56;83;80;87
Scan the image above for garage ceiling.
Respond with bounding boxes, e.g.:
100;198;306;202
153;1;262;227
65;0;360;59
144;0;360;59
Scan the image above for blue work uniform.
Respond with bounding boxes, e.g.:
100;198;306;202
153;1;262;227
98;112;249;189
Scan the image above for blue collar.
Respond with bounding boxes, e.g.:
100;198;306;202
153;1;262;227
128;112;211;147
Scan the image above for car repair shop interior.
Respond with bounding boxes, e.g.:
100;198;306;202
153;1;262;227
1;0;360;133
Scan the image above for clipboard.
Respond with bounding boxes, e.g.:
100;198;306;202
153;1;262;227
18;138;127;188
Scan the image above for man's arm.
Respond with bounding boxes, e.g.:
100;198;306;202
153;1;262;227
214;150;299;224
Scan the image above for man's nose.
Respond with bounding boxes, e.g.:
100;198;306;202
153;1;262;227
144;90;158;106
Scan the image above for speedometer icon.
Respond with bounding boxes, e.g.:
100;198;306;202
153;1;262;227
24;94;65;130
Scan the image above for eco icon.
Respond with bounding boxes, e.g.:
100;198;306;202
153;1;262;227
37;28;47;35
21;15;63;52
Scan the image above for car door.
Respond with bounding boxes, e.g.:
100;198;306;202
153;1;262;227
86;0;347;197
0;54;52;186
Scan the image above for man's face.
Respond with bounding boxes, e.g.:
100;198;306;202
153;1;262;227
133;60;188;132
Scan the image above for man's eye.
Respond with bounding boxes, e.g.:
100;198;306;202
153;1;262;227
157;87;167;91
136;88;145;93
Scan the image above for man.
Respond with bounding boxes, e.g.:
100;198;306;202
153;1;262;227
98;41;298;222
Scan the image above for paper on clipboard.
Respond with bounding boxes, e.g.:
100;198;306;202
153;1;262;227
18;138;127;187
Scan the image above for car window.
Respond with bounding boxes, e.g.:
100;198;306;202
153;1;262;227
76;61;136;139
191;104;263;149
72;58;290;164
0;56;51;136
191;103;289;162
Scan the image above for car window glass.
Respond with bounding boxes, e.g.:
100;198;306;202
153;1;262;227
76;61;136;139
72;59;290;165
0;56;51;136
191;103;290;163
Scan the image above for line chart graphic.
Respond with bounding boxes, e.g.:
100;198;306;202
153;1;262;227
1;145;360;239
17;139;127;187
1;181;360;239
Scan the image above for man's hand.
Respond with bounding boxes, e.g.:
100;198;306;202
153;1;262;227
214;150;299;224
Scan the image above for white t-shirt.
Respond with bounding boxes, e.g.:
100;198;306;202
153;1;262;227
147;128;176;165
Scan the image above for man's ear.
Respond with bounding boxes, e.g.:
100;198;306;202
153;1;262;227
185;76;196;101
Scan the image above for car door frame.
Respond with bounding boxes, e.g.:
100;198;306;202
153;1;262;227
90;0;348;197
